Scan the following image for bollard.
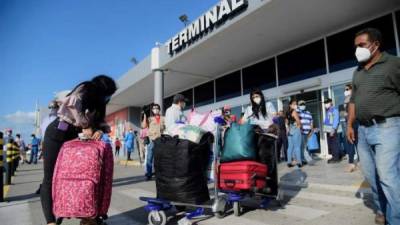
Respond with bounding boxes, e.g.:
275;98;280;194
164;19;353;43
0;135;4;202
5;142;12;185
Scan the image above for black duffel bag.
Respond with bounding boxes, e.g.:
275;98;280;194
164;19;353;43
153;134;213;204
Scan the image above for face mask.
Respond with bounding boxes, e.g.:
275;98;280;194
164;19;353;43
181;102;186;109
344;90;351;97
253;97;261;105
292;105;298;110
152;109;160;115
299;105;306;111
355;45;376;63
325;103;331;109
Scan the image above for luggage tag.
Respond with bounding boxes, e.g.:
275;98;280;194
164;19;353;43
57;121;69;131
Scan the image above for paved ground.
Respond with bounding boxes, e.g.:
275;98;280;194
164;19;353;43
0;156;379;225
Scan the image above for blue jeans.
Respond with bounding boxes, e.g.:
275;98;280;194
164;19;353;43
287;125;302;164
357;117;400;225
145;140;154;177
30;147;38;164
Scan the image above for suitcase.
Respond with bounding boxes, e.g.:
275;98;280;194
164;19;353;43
218;161;267;192
52;139;114;218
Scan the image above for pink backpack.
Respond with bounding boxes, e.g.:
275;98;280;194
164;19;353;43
52;139;113;219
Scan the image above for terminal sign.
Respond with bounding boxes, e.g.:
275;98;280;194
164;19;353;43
166;0;248;56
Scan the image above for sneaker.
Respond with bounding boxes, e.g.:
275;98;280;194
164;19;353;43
297;163;303;168
375;213;385;225
287;163;294;168
302;161;308;165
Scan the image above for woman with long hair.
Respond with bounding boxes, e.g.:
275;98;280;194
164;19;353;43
286;98;303;168
40;75;117;225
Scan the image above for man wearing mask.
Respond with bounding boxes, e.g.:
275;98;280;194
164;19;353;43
142;103;165;180
342;84;357;173
297;100;313;165
323;98;341;164
29;134;40;164
165;94;188;134
347;28;400;225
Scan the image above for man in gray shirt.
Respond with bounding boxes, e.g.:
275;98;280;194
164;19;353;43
347;28;400;225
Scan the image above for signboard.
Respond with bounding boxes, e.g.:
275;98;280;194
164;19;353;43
166;0;248;55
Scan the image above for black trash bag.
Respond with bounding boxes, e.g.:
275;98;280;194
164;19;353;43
153;133;213;204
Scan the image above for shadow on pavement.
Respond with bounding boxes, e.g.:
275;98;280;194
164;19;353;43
6;192;39;202
112;175;148;188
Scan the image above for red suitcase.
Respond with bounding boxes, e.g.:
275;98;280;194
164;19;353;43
218;161;268;192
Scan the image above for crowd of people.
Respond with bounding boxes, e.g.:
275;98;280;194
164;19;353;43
1;27;399;225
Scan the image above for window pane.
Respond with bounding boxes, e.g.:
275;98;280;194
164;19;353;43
277;39;326;85
242;58;276;94
327;14;397;72
216;70;241;102
194;81;214;107
179;88;193;110
163;96;174;111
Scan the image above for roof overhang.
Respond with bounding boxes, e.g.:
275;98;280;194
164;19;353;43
107;0;400;115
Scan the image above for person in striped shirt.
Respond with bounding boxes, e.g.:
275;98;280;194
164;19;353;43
297;100;314;165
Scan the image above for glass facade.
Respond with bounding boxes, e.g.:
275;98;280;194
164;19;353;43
194;81;215;107
180;88;193;110
215;70;241;102
277;39;327;85
242;58;276;94
327;14;397;73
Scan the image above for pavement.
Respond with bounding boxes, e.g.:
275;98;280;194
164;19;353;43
0;155;379;225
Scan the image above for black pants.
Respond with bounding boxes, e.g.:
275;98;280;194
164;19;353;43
115;146;120;156
328;134;341;161
257;134;278;196
40;119;79;223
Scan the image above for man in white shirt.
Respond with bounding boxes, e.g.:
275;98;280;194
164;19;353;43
165;94;188;134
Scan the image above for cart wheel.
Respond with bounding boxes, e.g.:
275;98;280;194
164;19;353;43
148;210;167;225
233;201;242;217
215;211;225;219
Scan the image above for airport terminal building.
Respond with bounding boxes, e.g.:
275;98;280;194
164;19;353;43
106;0;400;158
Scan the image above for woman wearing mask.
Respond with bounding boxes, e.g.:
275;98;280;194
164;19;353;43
142;103;165;181
40;75;117;225
242;88;279;195
286;99;303;168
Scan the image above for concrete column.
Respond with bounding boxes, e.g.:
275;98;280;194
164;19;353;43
154;70;164;112
151;45;164;112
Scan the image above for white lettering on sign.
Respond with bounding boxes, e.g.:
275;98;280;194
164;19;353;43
166;0;248;55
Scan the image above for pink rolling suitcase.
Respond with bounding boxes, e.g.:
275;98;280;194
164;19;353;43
52;139;113;218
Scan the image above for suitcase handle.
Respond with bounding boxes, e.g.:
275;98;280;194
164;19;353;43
224;180;236;188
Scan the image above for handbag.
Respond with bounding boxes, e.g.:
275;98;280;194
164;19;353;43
143;136;150;145
307;131;319;152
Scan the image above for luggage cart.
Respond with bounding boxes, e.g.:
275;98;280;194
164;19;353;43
140;124;227;225
218;132;284;217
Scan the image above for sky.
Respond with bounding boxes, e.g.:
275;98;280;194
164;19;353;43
0;0;216;141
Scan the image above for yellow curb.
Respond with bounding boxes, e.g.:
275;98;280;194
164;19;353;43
3;185;9;198
118;160;142;167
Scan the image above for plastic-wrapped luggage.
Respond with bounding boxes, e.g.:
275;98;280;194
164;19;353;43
153;134;212;204
218;161;267;192
220;123;257;162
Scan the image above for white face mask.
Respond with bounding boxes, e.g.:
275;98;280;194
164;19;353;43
325;103;331;109
299;105;306;111
292;105;298;110
344;90;351;97
253;97;261;105
181;102;186;109
355;46;376;63
152;109;160;115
